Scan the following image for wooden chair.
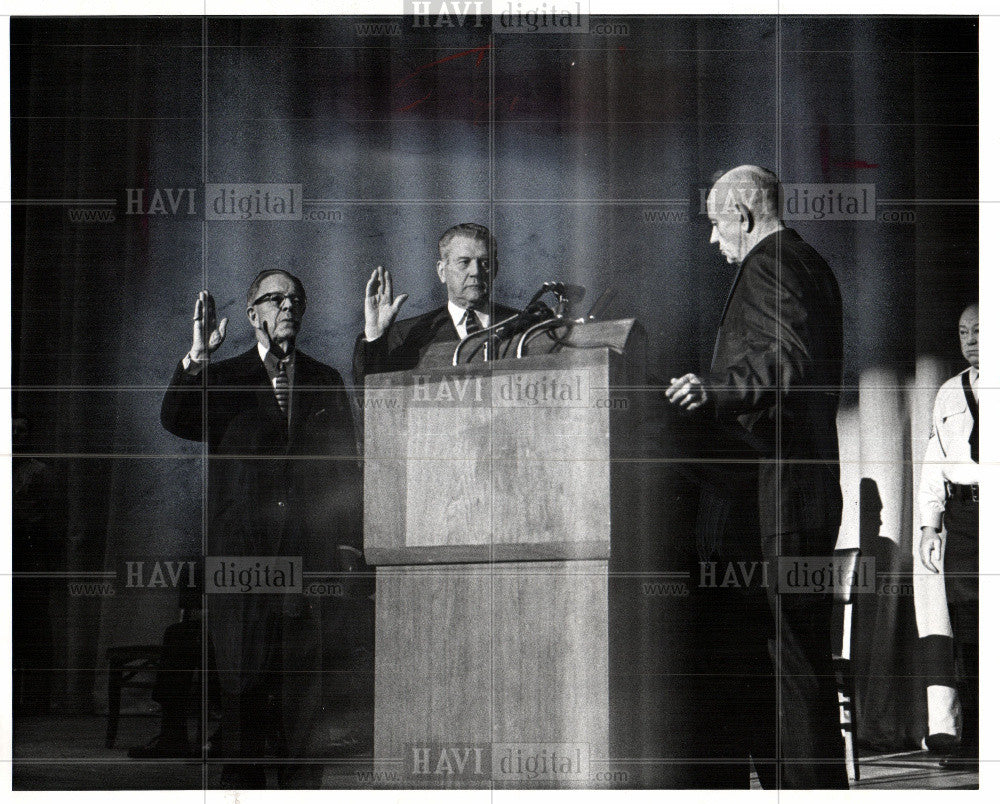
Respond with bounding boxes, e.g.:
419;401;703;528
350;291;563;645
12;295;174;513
831;547;862;782
105;644;161;748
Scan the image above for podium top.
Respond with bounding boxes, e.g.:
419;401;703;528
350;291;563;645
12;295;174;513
362;319;647;566
367;318;644;383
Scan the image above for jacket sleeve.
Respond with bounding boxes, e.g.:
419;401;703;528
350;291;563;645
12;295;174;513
917;388;948;531
351;332;389;390
160;360;208;442
328;365;361;462
326;366;365;552
707;251;813;417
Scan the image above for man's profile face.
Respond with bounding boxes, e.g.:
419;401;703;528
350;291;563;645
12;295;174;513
246;272;306;345
437;235;493;308
959;304;978;370
706;185;744;265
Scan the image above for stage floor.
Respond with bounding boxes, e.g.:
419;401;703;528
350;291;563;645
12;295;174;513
12;714;978;791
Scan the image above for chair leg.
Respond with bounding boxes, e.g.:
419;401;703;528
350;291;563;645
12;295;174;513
842;728;858;781
194;670;204;750
852;734;861;782
840;697;860;781
106;667;122;749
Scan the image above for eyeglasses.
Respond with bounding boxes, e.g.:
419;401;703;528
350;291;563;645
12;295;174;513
251;292;306;308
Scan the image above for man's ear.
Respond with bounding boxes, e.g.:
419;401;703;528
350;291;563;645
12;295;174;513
735;202;754;234
246;306;257;327
436;259;447;284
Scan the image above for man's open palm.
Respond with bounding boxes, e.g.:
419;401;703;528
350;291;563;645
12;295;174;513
364;265;408;341
191;290;228;362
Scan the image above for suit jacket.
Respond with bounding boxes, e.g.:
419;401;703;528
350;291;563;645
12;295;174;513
161;346;362;559
160;346;362;756
352;302;520;386
707;228;844;538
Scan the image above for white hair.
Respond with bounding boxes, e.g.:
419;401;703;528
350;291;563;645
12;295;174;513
710;165;781;221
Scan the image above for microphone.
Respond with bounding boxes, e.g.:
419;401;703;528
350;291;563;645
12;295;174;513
491;300;552;340
542;282;586;305
452;282;586;365
452;300;553;366
586;287;617;320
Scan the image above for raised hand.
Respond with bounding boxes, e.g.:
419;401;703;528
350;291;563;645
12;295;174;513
364;265;408;341
190;290;228;362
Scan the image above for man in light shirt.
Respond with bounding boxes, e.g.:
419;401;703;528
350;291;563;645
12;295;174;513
352;223;519;385
918;302;979;767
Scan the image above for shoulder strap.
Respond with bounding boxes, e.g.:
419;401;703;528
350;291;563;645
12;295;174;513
961;370;977;417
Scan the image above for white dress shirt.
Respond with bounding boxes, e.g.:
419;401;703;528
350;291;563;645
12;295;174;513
448;300;490;339
918;366;979;530
257;341;295;385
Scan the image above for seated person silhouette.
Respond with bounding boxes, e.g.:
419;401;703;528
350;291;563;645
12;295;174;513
128;563;220;759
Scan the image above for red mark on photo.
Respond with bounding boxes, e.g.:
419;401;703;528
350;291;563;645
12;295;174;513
397;92;432;113
395;43;492;89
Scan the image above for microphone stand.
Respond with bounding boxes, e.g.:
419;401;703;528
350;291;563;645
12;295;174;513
453;284;595;365
451;311;524;367
515;287;592;358
515;316;589;358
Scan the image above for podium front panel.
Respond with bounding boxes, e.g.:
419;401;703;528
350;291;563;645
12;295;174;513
373;560;610;789
364;349;622;565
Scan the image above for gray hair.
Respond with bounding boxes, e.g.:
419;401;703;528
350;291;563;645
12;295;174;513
437;222;498;265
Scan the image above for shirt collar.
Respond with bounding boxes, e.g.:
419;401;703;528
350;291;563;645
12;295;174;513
447;300;489;332
969;366;979;386
258;342;294;375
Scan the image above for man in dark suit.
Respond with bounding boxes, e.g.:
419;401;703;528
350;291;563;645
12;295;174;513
666;165;847;789
161;270;362;789
352;223;519;384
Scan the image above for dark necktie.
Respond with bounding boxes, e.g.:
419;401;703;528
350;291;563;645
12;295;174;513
961;371;978;463
464;309;490;360
464;308;483;335
274;360;290;419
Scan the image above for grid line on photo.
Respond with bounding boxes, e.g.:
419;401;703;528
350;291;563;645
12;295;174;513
7;11;982;794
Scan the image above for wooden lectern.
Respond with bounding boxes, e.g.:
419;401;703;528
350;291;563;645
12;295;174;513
363;320;691;788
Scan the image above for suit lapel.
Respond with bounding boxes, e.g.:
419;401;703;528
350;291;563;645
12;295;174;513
712;262;747;368
289;351;322;442
424;303;518;344
428;307;459;343
717;264;745;331
714;230;794;333
711;231;793;369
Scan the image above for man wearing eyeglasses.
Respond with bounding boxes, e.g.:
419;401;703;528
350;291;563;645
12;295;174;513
161;269;363;789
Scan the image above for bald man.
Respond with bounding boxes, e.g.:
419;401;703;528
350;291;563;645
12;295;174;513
918;303;979;767
666;166;847;788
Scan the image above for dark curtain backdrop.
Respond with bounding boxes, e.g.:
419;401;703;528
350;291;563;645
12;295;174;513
11;15;977;750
